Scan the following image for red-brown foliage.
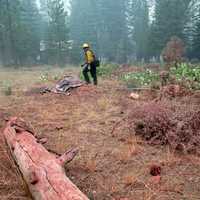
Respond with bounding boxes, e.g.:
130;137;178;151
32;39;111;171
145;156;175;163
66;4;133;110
129;101;200;154
162;36;185;68
160;84;192;99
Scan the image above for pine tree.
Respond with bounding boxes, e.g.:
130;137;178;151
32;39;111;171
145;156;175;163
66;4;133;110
39;0;49;39
69;0;129;63
69;0;98;63
127;0;149;61
0;1;7;64
40;0;48;21
0;0;41;65
18;0;41;64
98;0;128;63
192;7;200;59
0;0;22;65
46;0;69;65
149;0;192;57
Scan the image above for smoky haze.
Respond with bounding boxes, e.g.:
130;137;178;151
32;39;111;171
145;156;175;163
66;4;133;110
0;0;199;66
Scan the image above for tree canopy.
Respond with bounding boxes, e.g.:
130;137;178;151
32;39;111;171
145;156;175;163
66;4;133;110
0;0;199;66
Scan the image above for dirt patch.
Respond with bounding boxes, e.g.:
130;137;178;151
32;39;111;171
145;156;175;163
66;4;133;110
0;66;200;200
159;84;193;100
1;73;200;200
24;86;48;96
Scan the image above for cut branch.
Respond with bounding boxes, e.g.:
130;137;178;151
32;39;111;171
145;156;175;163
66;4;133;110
58;148;79;167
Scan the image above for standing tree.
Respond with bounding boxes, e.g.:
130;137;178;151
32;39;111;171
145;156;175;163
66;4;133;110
39;0;49;39
47;0;69;65
191;5;200;59
0;0;21;65
0;0;7;64
127;0;149;61
149;0;191;58
98;0;128;63
0;0;41;65
69;0;98;63
69;0;129;64
18;0;41;64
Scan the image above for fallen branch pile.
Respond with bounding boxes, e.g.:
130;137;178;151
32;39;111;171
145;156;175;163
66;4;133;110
42;75;83;95
3;117;89;200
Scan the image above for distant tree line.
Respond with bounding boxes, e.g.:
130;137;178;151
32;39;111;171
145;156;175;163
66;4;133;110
0;0;200;66
0;0;69;66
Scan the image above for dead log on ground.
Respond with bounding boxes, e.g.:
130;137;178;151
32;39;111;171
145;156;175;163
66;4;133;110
3;117;89;200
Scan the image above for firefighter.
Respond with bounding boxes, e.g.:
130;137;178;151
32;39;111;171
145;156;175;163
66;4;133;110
81;43;98;85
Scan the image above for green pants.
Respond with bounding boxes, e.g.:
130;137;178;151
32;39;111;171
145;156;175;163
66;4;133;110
83;63;97;85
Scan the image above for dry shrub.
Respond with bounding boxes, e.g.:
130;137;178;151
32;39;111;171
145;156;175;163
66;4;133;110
129;101;200;154
132;102;172;145
159;71;170;86
159;84;192;99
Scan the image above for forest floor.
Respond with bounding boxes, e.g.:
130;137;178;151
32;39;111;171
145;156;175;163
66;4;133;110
0;66;200;200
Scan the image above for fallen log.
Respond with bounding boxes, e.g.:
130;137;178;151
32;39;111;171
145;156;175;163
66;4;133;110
3;117;89;200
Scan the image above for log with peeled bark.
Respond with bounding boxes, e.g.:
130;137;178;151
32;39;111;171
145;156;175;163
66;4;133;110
3;117;89;200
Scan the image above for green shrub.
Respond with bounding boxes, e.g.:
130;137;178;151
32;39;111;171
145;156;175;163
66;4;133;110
122;69;159;88
39;72;49;82
80;63;119;80
170;63;200;89
2;81;12;96
52;74;60;80
121;63;200;90
170;63;200;81
97;63;119;77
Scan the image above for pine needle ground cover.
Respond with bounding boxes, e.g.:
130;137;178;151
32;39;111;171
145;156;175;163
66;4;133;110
0;66;200;200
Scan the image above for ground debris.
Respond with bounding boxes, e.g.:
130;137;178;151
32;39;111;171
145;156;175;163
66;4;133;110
129;92;140;100
149;175;161;185
159;84;192;100
150;164;161;176
42;75;84;94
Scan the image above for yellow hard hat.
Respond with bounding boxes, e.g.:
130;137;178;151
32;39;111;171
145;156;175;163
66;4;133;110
82;43;89;48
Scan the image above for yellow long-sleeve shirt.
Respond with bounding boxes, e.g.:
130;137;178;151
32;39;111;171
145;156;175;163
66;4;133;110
85;50;95;64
